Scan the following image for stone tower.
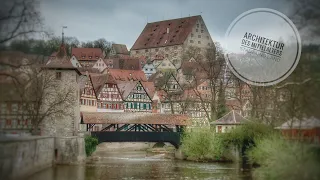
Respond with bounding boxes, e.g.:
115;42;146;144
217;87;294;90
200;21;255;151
42;44;81;137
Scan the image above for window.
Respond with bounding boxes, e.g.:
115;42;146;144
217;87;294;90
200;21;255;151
198;41;201;44
191;33;194;37
208;43;210;46
145;49;148;52
174;53;177;56
201;30;204;33
155;48;159;52
56;72;62;80
207;36;209;40
174;46;178;50
197;24;199;28
198;35;201;38
162;63;166;66
136;51;139;54
190;40;194;43
89;56;92;59
165;54;169;58
150;68;153;71
165;47;169;51
196;29;198;32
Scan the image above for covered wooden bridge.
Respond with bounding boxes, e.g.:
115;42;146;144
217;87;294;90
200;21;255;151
81;112;191;148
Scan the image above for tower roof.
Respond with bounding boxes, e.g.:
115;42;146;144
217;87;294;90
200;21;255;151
44;44;80;74
131;15;201;50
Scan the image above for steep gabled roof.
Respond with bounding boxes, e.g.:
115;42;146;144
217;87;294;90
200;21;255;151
90;74;109;95
141;81;156;98
71;48;103;61
117;81;138;99
112;44;129;55
131;15;200;50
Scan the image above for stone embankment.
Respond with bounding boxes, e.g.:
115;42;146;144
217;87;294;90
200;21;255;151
0;135;85;180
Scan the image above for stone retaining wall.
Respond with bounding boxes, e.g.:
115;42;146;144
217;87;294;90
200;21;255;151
0;136;54;180
0;135;86;179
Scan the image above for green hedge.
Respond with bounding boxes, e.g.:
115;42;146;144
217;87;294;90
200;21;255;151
85;135;99;156
247;134;320;180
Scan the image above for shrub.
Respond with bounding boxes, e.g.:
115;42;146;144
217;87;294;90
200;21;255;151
181;128;227;161
247;134;320;180
85;135;99;156
222;121;274;147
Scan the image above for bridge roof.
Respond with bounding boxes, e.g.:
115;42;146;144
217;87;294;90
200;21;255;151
81;112;191;126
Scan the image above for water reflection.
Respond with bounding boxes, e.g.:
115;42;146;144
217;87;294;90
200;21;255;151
26;151;250;180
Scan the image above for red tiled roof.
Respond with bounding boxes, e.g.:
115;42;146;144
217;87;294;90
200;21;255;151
104;69;147;82
131;15;200;50
90;74;109;95
78;67;101;75
117;81;138;99
119;58;141;70
81;112;191;125
157;90;168;102
141;81;156;98
71;48;103;61
112;44;129;55
102;58;120;69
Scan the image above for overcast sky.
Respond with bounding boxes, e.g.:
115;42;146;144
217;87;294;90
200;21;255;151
40;0;294;49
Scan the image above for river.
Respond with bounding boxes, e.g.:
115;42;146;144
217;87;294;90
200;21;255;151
25;150;251;180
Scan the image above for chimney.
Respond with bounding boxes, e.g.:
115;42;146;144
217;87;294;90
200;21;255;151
167;27;169;34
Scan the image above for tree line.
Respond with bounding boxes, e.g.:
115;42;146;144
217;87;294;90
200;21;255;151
2;36;114;57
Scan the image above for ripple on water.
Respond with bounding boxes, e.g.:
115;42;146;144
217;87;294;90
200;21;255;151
26;151;251;180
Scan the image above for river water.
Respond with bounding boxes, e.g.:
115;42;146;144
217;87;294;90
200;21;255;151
26;151;251;180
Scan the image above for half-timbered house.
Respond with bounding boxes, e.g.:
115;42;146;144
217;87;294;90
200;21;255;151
91;74;125;113
118;81;152;112
80;75;97;112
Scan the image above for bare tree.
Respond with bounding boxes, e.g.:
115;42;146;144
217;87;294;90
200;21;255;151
11;64;76;134
0;0;44;45
180;44;230;122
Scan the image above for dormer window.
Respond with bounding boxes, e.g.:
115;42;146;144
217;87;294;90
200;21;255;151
95;56;98;59
89;56;92;59
82;56;85;59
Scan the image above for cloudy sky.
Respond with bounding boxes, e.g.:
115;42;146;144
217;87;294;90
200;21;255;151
40;0;294;49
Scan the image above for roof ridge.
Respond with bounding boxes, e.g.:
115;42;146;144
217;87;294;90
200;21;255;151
216;110;232;121
148;15;201;24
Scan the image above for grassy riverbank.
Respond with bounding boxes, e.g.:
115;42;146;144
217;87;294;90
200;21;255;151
180;122;320;179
